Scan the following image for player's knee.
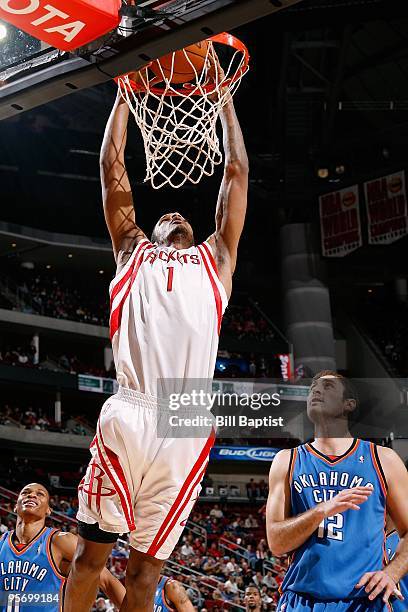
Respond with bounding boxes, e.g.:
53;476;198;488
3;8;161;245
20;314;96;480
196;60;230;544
72;547;106;577
125;564;158;601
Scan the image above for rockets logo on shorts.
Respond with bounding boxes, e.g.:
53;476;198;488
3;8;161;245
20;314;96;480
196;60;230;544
78;462;116;516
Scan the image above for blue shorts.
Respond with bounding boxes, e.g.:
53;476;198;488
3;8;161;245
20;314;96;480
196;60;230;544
277;592;392;612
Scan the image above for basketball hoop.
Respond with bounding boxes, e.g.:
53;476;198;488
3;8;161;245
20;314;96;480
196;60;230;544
115;33;249;190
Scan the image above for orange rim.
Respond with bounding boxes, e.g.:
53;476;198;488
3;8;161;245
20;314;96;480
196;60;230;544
115;32;249;97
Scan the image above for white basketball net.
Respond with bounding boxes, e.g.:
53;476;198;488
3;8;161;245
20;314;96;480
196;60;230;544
117;39;248;189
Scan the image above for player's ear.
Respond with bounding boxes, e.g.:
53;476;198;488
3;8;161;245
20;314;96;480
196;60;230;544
46;506;51;516
344;398;356;414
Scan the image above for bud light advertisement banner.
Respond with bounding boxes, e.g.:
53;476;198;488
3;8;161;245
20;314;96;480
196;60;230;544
211;446;280;462
364;170;408;245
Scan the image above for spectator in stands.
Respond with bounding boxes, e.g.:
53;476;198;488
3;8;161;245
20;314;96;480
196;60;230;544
260;585;273;607
209;504;224;519
91;597;114;612
109;560;125;581
181;540;195;559
244;514;258;529
246;479;259;502
258;480;268;499
239;560;254;588
252;572;264;589
193;536;206;555
224;575;239;597
208;541;222;559
262;570;278;590
244;544;257;569
203;557;219;574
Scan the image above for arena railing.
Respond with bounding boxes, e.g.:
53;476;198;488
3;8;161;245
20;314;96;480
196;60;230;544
185;519;208;549
164;558;246;610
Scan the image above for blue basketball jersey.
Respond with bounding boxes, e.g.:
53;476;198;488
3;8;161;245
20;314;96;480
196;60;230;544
385;530;408;612
154;576;174;612
281;439;387;600
0;526;65;612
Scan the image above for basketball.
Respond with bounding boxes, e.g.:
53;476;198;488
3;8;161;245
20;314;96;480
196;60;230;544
151;40;209;84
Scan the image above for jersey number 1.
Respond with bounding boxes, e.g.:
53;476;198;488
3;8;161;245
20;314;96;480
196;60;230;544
166;267;174;292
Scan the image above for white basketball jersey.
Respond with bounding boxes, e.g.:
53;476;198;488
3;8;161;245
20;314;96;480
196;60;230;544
109;239;228;395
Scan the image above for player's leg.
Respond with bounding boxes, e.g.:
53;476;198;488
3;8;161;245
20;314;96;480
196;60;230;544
66;396;137;611
64;530;115;612
120;549;164;611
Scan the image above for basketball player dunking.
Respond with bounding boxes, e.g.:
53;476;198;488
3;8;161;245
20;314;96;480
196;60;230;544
0;483;124;612
64;77;248;611
267;371;408;611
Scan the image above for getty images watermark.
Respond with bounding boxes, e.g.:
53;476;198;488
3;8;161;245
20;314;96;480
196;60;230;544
155;379;286;438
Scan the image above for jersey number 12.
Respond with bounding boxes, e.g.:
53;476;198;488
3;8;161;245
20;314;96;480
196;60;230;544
317;513;344;541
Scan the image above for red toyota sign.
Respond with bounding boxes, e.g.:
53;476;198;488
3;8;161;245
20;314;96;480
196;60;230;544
0;0;120;51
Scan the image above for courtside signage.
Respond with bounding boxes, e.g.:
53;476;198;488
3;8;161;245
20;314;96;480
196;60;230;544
0;0;120;51
211;446;280;462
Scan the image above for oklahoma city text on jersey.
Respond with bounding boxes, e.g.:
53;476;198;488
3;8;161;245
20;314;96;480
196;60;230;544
293;469;375;503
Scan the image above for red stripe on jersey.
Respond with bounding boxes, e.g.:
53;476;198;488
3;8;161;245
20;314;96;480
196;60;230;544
88;462;96;510
202;242;220;278
150;462;209;557
110;242;152;340
197;245;222;335
147;429;215;557
110;239;150;309
95;427;135;531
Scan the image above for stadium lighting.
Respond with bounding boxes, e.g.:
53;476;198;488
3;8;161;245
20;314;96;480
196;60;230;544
317;168;329;179
0;24;7;41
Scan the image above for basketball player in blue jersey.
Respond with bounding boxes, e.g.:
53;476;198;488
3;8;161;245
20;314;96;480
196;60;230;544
0;483;125;611
266;370;408;611
385;517;408;612
153;575;194;612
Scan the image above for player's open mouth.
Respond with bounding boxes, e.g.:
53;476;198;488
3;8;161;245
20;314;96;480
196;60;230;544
23;500;38;507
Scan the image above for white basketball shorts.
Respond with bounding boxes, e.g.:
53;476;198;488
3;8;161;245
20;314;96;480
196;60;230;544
77;387;214;560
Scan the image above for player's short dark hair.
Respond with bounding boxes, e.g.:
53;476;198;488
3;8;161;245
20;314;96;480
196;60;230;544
311;370;358;405
19;482;50;501
245;584;260;594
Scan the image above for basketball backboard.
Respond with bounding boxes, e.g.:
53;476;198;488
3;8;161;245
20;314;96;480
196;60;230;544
0;0;303;120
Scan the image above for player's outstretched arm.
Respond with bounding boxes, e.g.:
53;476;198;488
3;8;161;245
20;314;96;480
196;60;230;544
165;580;195;612
266;450;373;556
53;532;126;609
209;96;248;296
100;91;146;262
357;446;408;604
